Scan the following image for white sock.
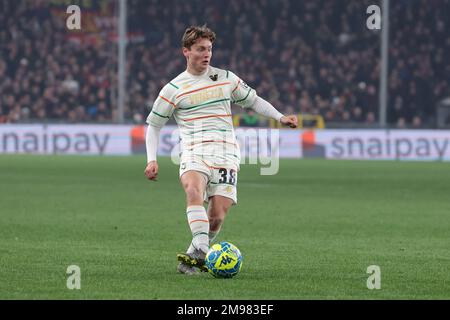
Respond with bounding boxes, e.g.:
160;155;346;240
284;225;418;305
187;228;221;253
186;243;195;254
186;205;209;254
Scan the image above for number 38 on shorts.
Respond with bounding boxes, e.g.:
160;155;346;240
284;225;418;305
217;168;237;185
179;160;238;205
207;167;238;204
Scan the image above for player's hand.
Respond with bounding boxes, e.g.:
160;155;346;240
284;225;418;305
144;160;159;181
280;115;298;128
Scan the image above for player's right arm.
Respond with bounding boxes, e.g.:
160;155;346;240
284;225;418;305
144;84;177;181
144;126;160;181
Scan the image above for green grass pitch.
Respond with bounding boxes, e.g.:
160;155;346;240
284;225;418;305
0;155;449;299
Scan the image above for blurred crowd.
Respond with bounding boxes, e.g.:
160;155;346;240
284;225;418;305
0;1;115;123
1;0;449;128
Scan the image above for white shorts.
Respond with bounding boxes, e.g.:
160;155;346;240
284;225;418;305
179;157;238;205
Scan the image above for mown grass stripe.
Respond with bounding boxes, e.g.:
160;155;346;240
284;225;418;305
2;156;449;299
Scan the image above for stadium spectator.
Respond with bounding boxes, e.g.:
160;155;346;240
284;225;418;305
239;109;260;127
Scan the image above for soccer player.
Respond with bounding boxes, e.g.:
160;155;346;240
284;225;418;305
144;25;298;275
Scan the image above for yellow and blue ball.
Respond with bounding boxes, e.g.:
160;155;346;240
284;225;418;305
205;241;243;278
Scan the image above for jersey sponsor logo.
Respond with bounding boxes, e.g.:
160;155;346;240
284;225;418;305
209;74;218;81
188;87;225;105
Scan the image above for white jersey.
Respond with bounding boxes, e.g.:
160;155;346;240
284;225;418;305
146;66;257;170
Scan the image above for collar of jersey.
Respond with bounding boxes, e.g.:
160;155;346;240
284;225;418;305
185;66;211;78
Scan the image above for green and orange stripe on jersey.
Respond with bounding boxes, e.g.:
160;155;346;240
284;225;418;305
232;88;252;104
151;110;170;119
231;80;241;93
159;95;176;108
178;98;231;111
169;82;179;89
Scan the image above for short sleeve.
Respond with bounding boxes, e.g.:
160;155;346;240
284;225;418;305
228;71;258;109
146;84;177;127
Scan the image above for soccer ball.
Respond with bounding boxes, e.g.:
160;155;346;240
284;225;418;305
205;241;243;278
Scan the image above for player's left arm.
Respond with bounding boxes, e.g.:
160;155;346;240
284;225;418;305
229;71;297;128
250;96;298;128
